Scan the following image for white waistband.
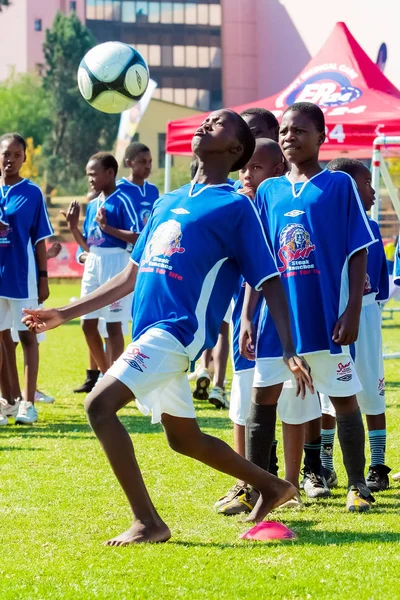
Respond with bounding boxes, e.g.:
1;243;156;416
89;246;126;255
362;292;378;307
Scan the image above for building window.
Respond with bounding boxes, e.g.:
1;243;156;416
173;46;185;67
136;1;149;23
122;1;135;22
149;45;161;66
209;4;222;26
161;88;174;103
173;2;184;23
69;0;77;11
136;44;149;62
198;46;209;68
185;3;197;25
197;4;208;25
148;2;160;23
158;132;166;168
34;19;42;31
161;45;173;67
86;0;96;18
210;47;222;68
160;2;173;23
185;46;197;68
174;88;186;106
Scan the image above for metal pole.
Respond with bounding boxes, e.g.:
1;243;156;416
164;153;172;193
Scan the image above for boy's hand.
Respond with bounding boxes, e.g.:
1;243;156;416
283;354;314;399
238;185;255;200
47;241;62;260
22;307;64;333
60;200;80;230
332;307;360;345
95;207;108;230
37;277;50;304
240;319;256;360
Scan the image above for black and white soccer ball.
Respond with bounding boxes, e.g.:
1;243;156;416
77;41;149;114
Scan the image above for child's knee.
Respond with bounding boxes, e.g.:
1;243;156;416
18;330;37;347
85;390;111;427
82;319;98;336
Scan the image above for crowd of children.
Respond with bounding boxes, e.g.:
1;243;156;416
1;100;400;546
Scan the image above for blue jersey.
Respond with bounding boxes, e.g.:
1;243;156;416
130;182;279;361
0;179;53;299
394;234;400;287
231;277;263;372
255;169;376;357
364;219;389;302
83;189;137;250
116;179;159;232
233;180;243;191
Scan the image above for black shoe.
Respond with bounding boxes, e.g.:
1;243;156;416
73;369;100;394
366;464;391;492
321;467;338;488
302;467;331;498
269;441;279;477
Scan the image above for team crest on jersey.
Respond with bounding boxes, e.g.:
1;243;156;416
140;208;151;226
336;361;353;382
87;224;105;247
364;273;372;295
142;220;185;265
0;223;12;240
171;208;190;215
378;377;385;397
284;210;305;217
277;223;316;274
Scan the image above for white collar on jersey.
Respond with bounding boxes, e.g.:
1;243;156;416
188;181;233;198
286;169;327;198
0;177;26;200
122;178;147;197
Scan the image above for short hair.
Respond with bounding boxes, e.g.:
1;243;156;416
229;110;256;172
0;132;27;153
240;108;279;139
283;102;325;133
125;142;150;162
327;158;368;178
88;152;118;176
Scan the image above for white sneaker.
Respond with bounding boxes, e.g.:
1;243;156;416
192;369;211;400
0;401;8;426
34;390;55;404
392;472;400;481
15;401;38;424
208;386;229;409
0;397;19;418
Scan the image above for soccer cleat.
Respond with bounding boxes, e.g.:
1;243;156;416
321;467;338;488
302;468;331;499
208;386;229;409
0;402;9;426
346;485;375;512
15;401;38;425
0;397;19;418
34;390;55;404
73;369;100;394
192;369;211;400
366;464;391;492
218;487;260;515
392;472;400;481
214;482;247;509
276;491;304;510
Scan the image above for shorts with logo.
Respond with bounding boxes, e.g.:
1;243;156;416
321;299;385;416
254;351;361;398
97;317;130;338
229;368;321;426
81;247;131;322
107;327;195;424
0;297;39;332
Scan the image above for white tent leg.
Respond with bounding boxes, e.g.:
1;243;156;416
371;147;381;222
380;157;400;220
164;153;172;193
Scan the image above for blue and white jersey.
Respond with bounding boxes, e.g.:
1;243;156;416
0;179;53;299
231;277;262;373
116;178;159;232
364;219;389;302
255;169;376;357
233;180;243;191
130;182;279;361
83;189;137;250
394;234;400;287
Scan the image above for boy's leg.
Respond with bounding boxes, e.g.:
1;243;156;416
208;321;229;409
106;321;125;362
365;412;391;491
1;330;21;402
85;375;171;545
18;330;38;404
246;384;282;472
282;422;304;489
234;423;245;457
82;318;109;374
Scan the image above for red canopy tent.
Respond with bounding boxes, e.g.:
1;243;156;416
165;21;400;168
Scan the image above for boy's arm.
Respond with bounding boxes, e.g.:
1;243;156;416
23;261;137;332
35;239;50;304
239;284;261;357
61;201;90;253
332;249;367;345
96;207;139;245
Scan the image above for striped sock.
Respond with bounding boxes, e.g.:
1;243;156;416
321;429;335;471
368;429;386;466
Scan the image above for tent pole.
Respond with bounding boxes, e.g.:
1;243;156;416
380;157;400;220
164;153;172;193
371;144;381;222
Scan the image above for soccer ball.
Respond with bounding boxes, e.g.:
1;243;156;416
77;41;149;114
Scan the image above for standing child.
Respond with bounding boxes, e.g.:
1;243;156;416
242;102;377;513
23;109;313;545
319;158;390;492
0;132;53;425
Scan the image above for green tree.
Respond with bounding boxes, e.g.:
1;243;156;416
42;12;119;192
0;72;51;145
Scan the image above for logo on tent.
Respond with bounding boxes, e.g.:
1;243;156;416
285;70;362;108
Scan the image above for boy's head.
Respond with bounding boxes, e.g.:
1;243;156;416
124;142;152;182
279;102;325;165
86;152;118;193
327;158;375;211
0;133;27;178
240;108;280;142
192;109;255;173
239;138;285;192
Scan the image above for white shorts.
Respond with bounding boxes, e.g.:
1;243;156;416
0;298;39;332
81;247;131;322
107;328;195;424
254;351;361;398
11;326;45;343
229;368;321;426
223;304;232;324
321;300;385;417
97;317;130;338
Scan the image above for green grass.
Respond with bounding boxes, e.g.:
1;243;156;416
1;281;400;599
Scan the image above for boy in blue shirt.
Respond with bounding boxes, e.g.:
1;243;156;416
23;109;313;545
242;102;377;513
0;133;53;425
319;158;390;492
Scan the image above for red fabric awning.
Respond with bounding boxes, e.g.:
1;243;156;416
166;22;400;159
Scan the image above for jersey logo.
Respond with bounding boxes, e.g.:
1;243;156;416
378;377;385;397
277;223;316;274
142;220;185;265
363;273;372;295
123;345;150;372
110;300;123;313
284;210;305;217
0;224;12;240
171;208;190;215
87;223;105;247
141;201;151;206
336;361;353;382
140;208;151;227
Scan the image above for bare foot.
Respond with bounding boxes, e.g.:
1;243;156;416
246;479;297;522
104;519;171;546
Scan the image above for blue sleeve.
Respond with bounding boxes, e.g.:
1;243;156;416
233;180;243;191
375;233;389;301
82;208;89;240
118;197;138;233
345;175;376;258
231;196;279;290
131;219;151;264
394;237;400;286
31;191;54;245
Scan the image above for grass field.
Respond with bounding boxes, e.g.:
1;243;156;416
1;281;400;600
